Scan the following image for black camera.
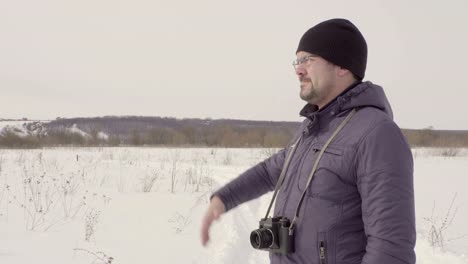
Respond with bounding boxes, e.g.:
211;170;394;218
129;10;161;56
250;216;295;254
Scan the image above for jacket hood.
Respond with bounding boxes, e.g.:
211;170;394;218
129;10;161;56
337;81;393;119
300;81;393;121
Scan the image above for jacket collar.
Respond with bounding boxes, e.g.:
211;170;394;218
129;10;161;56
299;81;361;120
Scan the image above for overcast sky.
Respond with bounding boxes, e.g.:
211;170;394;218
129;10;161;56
1;0;467;129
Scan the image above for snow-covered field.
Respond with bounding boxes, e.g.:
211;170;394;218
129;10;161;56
0;147;467;264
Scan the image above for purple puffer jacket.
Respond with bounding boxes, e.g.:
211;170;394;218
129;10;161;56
213;81;416;264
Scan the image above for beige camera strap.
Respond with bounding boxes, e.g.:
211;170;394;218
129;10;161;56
264;108;357;222
264;134;302;219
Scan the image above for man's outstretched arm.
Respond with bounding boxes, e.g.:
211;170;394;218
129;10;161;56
200;147;287;246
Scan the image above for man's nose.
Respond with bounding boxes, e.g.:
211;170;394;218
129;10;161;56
295;67;305;77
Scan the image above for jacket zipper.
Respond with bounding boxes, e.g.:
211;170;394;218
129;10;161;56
319;241;327;264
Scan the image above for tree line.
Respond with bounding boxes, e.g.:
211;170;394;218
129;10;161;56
1;117;467;149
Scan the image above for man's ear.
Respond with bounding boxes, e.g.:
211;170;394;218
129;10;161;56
337;66;350;77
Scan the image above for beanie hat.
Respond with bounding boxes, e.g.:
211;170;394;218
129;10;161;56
296;18;368;80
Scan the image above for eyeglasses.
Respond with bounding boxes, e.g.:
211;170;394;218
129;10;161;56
292;55;317;70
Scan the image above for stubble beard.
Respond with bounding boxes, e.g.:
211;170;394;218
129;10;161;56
299;79;319;103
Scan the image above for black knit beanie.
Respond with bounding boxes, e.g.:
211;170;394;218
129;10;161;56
296;18;368;80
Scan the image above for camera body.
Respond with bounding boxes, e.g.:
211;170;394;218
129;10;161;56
250;216;295;254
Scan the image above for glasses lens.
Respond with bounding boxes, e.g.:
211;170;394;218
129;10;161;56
293;57;306;68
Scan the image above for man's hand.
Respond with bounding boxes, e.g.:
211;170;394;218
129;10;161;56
200;195;226;246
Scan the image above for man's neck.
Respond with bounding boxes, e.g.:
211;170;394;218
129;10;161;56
317;81;361;111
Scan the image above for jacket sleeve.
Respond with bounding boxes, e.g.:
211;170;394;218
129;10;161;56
356;120;416;264
211;146;287;212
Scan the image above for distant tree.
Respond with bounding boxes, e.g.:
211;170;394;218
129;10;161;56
0;131;40;148
108;135;121;146
131;130;142;146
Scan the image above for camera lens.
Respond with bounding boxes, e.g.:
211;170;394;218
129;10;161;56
250;228;274;249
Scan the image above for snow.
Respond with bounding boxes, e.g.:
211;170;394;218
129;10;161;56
0;147;467;263
0;121;30;137
0;121;28;130
0;120;48;138
69;124;89;138
0;120;104;139
97;132;109;141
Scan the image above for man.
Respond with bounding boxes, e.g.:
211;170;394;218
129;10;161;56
200;18;416;264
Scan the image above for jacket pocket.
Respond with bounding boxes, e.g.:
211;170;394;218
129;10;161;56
297;143;345;201
312;145;343;156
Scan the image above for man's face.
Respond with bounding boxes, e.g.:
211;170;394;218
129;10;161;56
294;51;337;107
